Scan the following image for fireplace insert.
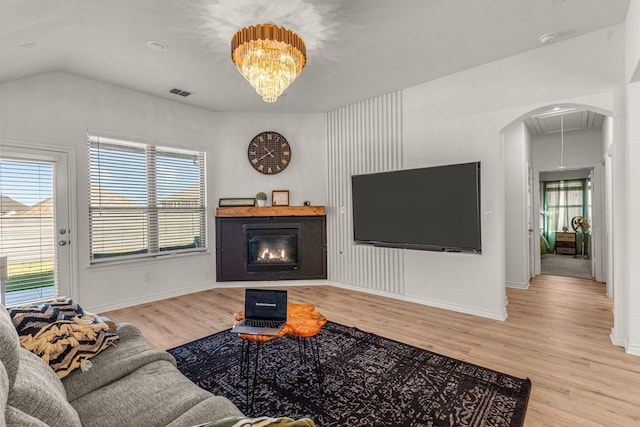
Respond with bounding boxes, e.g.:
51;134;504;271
247;228;298;271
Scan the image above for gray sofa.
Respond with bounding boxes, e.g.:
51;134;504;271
0;303;243;426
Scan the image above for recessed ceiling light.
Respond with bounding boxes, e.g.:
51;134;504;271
146;40;168;52
538;32;557;45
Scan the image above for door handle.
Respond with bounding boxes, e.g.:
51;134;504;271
58;240;68;246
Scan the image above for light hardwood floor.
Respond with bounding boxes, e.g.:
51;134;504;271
103;276;640;426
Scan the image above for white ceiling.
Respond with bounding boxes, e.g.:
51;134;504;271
525;109;606;135
0;0;630;113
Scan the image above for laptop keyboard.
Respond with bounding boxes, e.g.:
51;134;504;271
246;319;283;329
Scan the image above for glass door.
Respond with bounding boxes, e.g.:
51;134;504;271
0;145;71;306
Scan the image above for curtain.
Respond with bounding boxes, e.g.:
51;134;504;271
541;179;588;253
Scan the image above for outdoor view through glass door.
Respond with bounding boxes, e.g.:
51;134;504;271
0;146;71;305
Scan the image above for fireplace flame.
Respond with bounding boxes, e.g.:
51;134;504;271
259;247;288;261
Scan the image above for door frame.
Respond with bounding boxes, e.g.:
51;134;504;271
532;164;602;281
0;138;78;301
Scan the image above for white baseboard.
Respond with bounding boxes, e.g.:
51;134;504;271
88;282;218;313
610;331;625;348
626;343;640;356
506;281;529;290
89;279;331;313
328;281;508;321
611;327;640;356
91;278;507;322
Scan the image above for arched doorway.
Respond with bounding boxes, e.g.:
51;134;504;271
502;103;613;296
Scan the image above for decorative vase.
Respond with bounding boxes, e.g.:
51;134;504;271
256;199;266;207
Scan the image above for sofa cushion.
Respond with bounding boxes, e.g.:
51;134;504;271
0;304;21;387
9;299;117;378
8;347;81;427
5;406;50;426
63;323;176;402
70;359;240;427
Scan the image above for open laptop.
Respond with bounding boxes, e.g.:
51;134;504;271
231;289;288;335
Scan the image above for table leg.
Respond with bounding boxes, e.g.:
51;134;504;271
240;339;249;378
310;335;324;395
243;340;261;414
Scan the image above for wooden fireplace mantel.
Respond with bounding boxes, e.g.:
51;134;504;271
215;205;325;217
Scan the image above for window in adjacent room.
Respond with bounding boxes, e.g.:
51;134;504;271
541;179;590;253
88;135;206;264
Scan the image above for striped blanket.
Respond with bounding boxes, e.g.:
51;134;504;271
8;298;118;378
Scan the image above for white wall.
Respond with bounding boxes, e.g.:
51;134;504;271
625;1;640;354
627;0;640;81
326;93;405;296
626;80;640;355
603;116;614;296
627;82;640;354
504;122;530;289
400;25;623;320
532;128;603;169
0;72;327;312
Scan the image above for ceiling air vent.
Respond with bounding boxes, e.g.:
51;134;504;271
169;88;191;97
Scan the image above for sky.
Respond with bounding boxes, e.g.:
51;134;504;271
0;160;53;206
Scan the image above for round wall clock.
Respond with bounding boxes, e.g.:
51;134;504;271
247;131;291;175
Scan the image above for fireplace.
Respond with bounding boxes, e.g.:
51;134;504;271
246;226;298;271
215;213;326;282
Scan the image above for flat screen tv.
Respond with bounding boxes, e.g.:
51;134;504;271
351;161;481;253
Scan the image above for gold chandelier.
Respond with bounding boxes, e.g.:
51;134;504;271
231;24;306;103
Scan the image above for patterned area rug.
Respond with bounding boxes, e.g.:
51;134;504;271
168;321;531;426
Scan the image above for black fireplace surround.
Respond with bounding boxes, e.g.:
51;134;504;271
215;215;327;281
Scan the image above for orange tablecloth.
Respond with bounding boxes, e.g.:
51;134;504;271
234;302;327;342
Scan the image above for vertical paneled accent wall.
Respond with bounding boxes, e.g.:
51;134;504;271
327;91;404;294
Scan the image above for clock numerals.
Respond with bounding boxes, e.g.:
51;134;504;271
248;131;291;175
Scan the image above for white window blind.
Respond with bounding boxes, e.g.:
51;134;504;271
0;159;57;305
88;135;206;263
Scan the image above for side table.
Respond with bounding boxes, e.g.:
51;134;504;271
234;302;326;411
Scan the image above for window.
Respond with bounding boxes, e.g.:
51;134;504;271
0;159;55;304
541;179;590;253
88;135;206;264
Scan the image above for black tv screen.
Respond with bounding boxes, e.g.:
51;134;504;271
351;161;481;253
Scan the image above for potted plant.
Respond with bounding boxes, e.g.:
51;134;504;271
255;192;267;207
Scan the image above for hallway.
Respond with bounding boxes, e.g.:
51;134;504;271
540;253;591;279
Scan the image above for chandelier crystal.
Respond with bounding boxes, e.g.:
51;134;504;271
231;24;306;103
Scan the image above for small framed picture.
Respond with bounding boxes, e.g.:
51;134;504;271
219;198;256;207
272;190;289;206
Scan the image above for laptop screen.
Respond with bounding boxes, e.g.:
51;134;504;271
244;289;288;320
